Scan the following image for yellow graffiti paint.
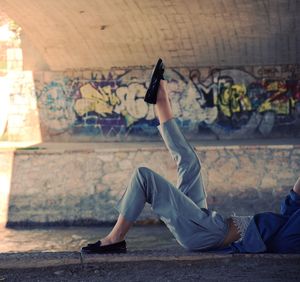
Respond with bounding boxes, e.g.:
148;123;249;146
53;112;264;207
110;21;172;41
74;99;95;116
74;83;120;116
218;84;251;117
264;81;287;93
231;84;251;113
94;100;113;116
80;84;103;100
110;93;120;106
219;87;231;117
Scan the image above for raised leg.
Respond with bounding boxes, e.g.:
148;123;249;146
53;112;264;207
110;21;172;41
155;81;207;208
95;80;210;248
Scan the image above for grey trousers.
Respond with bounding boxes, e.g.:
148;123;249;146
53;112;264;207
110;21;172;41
116;118;228;251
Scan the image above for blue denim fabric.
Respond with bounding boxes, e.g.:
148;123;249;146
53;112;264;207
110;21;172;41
219;189;300;254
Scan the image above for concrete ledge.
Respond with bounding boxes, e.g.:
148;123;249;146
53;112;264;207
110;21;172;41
1;251;300;269
1;139;300;151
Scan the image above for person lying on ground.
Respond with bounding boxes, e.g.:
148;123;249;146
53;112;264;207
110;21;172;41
81;59;300;254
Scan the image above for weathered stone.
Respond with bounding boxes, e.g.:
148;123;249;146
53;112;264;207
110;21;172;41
115;152;128;160
221;158;239;177
102;170;131;186
260;177;278;189
203;150;220;164
97;154;114;162
292;149;300;155
275;170;296;181
119;159;133;170
232;170;260;189
102;161;117;174
207;169;226;188
127;152;136;160
273;150;292;158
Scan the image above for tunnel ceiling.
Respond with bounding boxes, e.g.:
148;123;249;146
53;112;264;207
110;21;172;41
1;0;300;71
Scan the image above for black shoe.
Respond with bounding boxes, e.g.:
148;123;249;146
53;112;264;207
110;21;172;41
144;58;165;104
81;240;127;254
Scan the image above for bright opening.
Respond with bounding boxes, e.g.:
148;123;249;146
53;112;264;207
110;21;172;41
0;17;41;226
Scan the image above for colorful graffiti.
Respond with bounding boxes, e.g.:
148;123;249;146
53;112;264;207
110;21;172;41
35;67;300;140
37;80;76;134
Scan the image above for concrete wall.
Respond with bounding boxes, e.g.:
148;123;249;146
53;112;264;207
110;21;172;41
1;3;299;227
2;0;300;70
2;65;300;142
33;65;300;141
5;143;300;226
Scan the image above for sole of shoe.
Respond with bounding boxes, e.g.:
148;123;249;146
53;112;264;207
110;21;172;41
144;58;164;104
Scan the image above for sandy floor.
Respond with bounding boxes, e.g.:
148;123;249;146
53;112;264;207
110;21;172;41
0;225;179;253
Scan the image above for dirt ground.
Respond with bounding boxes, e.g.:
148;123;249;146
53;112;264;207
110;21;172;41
0;257;300;282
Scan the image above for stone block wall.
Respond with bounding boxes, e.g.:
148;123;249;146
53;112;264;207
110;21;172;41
5;143;299;226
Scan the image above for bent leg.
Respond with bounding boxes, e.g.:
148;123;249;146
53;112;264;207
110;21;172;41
116;166;226;250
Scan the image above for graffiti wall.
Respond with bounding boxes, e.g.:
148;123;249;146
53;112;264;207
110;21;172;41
34;65;300;141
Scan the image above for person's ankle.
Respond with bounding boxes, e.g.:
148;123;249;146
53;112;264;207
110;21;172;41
101;234;124;245
157;81;168;100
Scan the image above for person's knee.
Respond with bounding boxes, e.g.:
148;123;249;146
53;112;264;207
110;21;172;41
135;166;151;176
132;166;155;200
133;166;153;184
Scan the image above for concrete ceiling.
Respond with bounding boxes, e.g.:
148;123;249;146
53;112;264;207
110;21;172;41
1;0;300;71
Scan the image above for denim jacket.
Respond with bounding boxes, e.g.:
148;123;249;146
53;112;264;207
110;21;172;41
219;190;300;254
